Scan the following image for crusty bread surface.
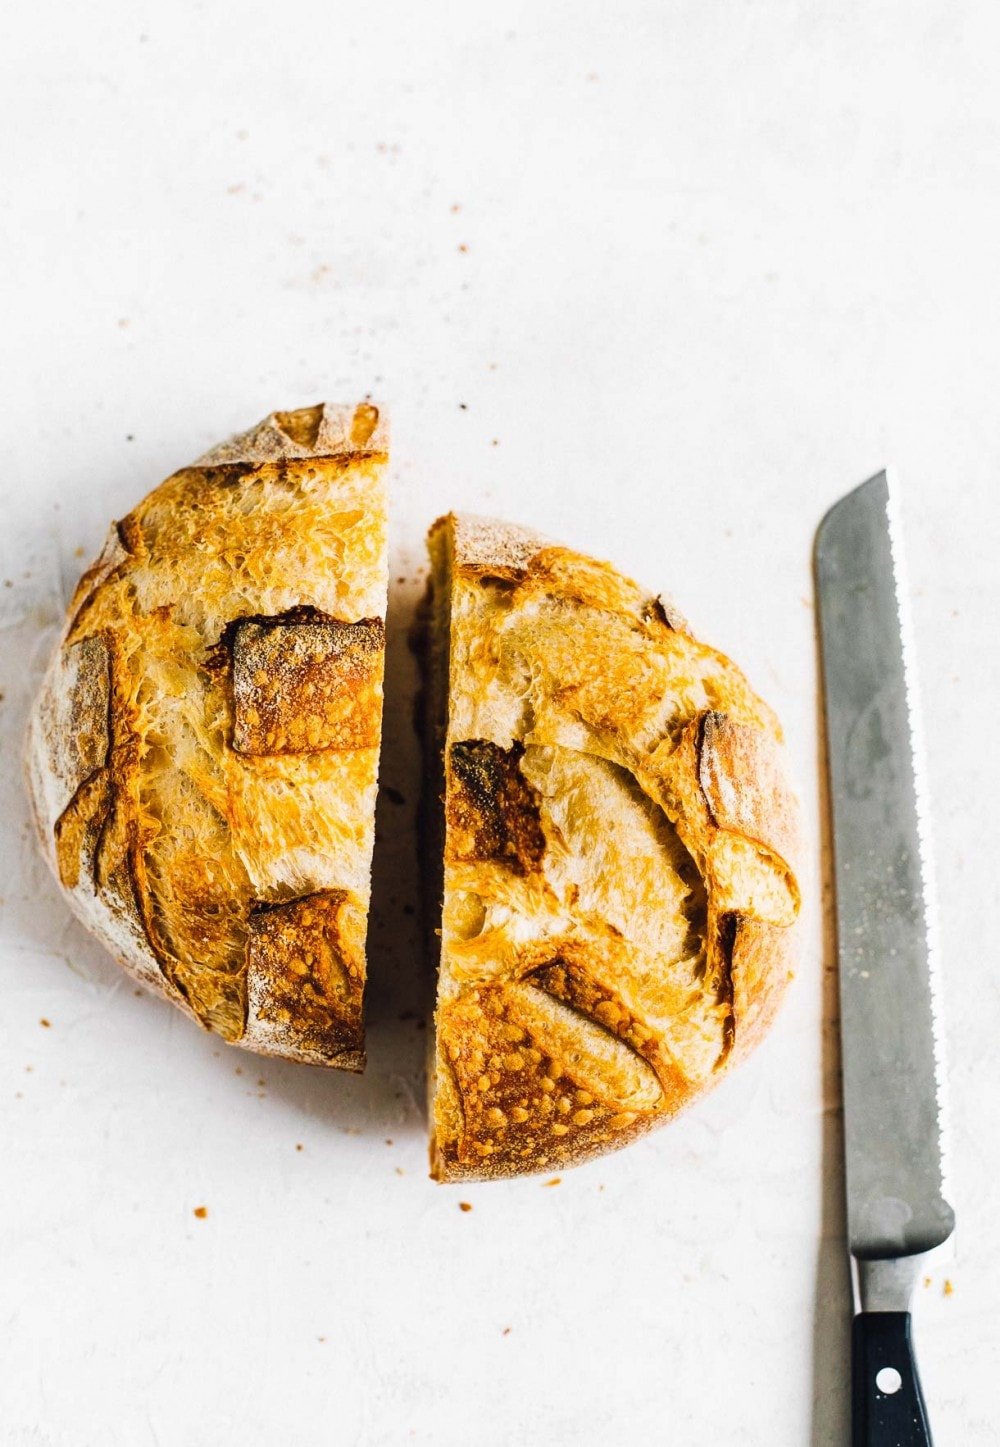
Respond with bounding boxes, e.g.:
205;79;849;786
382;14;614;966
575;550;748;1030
424;514;801;1181
27;403;388;1069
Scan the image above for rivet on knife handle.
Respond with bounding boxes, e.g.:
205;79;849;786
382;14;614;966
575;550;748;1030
852;1310;932;1446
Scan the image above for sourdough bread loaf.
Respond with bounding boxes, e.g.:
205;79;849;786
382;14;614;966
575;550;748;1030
27;403;388;1069
423;514;800;1180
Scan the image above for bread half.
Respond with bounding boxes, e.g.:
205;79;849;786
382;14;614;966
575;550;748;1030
422;514;800;1180
27;403;388;1069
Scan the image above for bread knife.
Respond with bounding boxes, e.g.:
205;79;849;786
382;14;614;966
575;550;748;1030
816;471;955;1447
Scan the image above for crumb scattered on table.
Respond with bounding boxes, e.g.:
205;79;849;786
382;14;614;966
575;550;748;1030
459;1201;473;1213
542;1176;561;1188
193;1206;208;1220
39;1018;51;1028
944;1278;954;1296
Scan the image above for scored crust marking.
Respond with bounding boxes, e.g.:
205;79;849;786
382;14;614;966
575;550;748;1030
349;403;380;448
435;985;625;1176
435;965;690;1179
274;404;325;449
644;594;691;635
720;910;796;1066
446;740;546;874
67;528;135;638
245;890;366;1064
528;956;661;1076
227;609;385;756
54;768;112;890
697;710;801;877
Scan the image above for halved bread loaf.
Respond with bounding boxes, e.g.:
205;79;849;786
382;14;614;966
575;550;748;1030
27;403;388;1069
422;514;800;1180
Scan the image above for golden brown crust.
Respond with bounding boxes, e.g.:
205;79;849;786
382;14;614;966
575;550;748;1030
426;513;800;1181
245;890;366;1067
27;403;388;1065
228;610;385;756
446;740;546;874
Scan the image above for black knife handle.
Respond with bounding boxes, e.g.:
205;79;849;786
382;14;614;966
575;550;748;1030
852;1311;932;1446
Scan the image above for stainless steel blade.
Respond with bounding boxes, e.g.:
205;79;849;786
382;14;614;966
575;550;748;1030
816;471;954;1264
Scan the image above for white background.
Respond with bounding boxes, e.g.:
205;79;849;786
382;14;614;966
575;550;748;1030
2;3;997;1443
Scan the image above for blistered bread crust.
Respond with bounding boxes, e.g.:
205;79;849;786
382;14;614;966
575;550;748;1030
26;403;388;1069
428;514;801;1180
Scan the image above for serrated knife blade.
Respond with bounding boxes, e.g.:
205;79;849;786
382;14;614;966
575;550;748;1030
816;471;954;1447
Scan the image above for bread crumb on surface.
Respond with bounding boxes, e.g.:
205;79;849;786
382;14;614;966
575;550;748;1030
295;1143;303;1152
193;1206;208;1220
39;1018;51;1028
944;1278;954;1296
458;1201;473;1212
502;1327;511;1336
542;1177;561;1188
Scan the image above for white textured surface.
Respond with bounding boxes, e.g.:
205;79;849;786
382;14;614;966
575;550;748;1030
2;3;998;1444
